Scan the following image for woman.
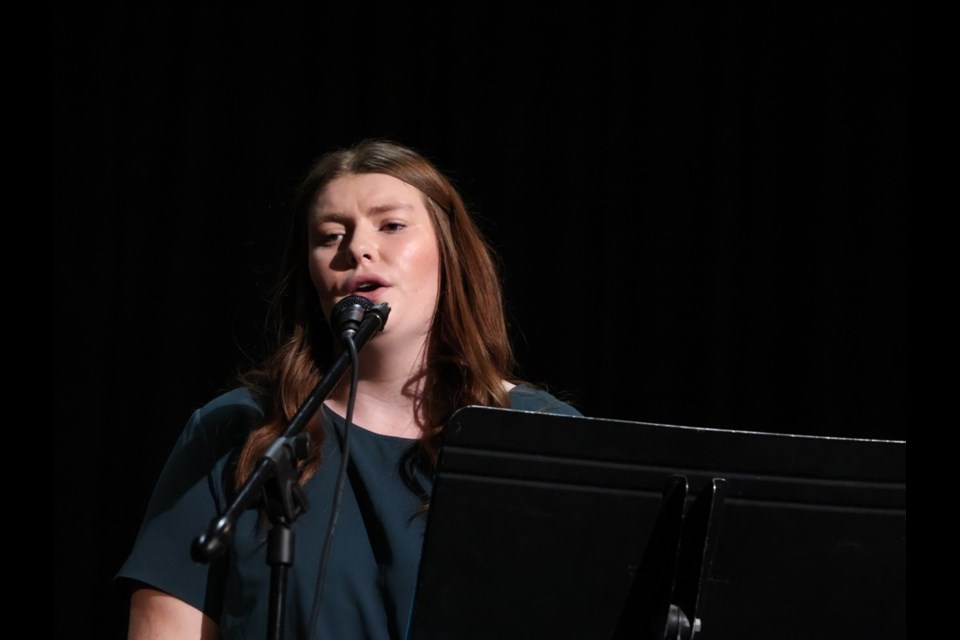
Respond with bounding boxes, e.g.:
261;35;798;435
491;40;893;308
118;139;582;639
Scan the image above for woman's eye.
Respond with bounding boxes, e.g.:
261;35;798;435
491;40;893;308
382;222;406;233
316;232;343;247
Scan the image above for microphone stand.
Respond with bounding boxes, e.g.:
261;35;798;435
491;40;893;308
191;301;390;640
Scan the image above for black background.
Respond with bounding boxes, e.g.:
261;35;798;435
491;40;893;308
57;3;903;638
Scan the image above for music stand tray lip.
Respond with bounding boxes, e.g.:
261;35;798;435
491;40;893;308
451;404;907;445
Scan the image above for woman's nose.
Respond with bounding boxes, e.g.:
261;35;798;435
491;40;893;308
344;228;377;264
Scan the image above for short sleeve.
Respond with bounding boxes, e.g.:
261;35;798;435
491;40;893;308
115;389;263;618
508;384;584;416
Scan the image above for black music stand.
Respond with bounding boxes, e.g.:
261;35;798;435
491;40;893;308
406;408;906;640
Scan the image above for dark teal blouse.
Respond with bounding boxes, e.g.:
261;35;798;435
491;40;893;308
117;385;581;640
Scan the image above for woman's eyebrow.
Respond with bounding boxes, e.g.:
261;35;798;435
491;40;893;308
313;202;414;223
367;201;415;216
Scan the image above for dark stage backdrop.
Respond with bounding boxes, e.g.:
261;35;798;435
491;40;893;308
57;3;903;638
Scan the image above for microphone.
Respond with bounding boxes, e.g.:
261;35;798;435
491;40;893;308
192;296;390;564
331;295;374;342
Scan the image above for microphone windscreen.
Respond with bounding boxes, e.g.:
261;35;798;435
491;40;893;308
331;295;373;338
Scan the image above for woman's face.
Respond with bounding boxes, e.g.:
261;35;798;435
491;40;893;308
307;172;441;344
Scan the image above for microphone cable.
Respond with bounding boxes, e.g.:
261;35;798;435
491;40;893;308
307;333;360;639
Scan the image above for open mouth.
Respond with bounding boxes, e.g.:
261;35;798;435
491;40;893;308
354;281;383;293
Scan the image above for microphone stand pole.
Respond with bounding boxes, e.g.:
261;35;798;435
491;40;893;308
191;302;390;640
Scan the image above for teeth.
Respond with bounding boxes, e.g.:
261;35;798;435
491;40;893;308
356;282;378;291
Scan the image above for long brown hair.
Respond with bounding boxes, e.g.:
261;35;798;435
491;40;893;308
235;139;516;487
